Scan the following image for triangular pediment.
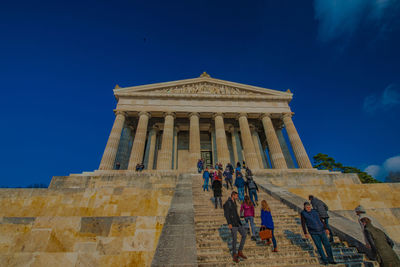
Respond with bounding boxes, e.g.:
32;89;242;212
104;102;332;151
114;75;292;100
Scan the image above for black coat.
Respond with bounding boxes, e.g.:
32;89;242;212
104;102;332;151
223;198;242;227
310;197;329;219
212;179;222;197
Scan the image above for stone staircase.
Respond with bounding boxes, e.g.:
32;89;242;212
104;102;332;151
192;174;378;266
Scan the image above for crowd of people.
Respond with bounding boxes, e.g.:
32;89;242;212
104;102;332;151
200;161;400;266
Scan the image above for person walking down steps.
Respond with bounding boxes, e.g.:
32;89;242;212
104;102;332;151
223;191;247;263
212;174;223;209
361;217;400;267
241;195;257;241
202;168;210;191
260;200;278;252
309;195;333;242
301;202;336;265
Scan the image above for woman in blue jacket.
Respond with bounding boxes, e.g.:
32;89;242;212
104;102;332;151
261;200;278;252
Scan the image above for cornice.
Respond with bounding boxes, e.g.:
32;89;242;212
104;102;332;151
116;93;291;101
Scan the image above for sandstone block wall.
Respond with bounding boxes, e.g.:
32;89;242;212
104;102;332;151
0;173;177;266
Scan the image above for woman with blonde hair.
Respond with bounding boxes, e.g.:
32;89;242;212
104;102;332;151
260;200;277;252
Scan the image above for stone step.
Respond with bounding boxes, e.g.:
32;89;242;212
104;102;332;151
197;255;320;266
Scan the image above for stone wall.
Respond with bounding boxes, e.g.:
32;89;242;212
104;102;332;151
0;173;177;266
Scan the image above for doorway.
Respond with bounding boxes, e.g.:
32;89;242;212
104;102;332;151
201;151;213;168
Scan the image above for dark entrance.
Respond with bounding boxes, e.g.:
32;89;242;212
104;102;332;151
201;151;213;168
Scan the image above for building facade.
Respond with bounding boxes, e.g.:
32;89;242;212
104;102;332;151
99;72;313;172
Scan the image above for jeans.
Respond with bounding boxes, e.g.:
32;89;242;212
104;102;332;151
203;178;209;191
266;229;277;249
322;218;334;242
249;189;258;205
311;232;334;263
231;224;247;255
238;187;245;201
245;216;256;237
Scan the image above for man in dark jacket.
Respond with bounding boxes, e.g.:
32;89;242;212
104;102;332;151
361;217;400;267
212;176;223;209
301;202;335;265
247;177;259;206
223;191;247;263
309;195;333;242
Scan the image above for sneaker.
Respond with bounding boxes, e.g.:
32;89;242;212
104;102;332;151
272;248;278;252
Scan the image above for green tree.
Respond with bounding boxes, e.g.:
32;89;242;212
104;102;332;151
313;153;380;184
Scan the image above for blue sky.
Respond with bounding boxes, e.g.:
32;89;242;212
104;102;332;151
0;0;399;186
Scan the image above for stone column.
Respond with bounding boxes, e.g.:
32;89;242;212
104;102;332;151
261;114;288;169
189;112;201;171
174;127;179;170
237;113;259;170
229;126;239;164
282;113;313;169
147;126;159;170
99;111;126;170
276;125;296;168
213;113;230;166
157;112;175;170
250;126;265;169
128;111;151;170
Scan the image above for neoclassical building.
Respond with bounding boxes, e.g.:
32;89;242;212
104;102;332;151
99;72;313;172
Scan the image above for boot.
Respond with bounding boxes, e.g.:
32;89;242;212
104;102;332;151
232;253;239;263
238;251;247;259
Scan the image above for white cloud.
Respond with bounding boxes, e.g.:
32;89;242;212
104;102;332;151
364;155;400;180
313;0;396;43
363;83;400;113
383;156;400;173
364;165;383;178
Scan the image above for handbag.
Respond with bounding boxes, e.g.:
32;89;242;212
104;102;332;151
259;226;272;240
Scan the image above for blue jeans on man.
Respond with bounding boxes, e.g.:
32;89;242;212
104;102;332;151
311;232;334;264
203;178;209;191
321;218;334;242
237;187;244;201
249;189;258;205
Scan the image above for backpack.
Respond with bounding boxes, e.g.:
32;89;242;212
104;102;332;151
248;180;256;190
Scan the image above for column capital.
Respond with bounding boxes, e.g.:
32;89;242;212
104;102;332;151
228;126;235;133
260;113;272;120
174;126;180;133
212;112;224;120
282;112;294;119
163;112;176;119
189;112;200;118
151;125;159;132
138;111;151;118
236;113;248;119
114;110;127;117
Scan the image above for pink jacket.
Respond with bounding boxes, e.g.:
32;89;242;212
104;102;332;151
240;203;255;218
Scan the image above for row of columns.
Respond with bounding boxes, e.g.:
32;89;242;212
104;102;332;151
99;111;312;171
